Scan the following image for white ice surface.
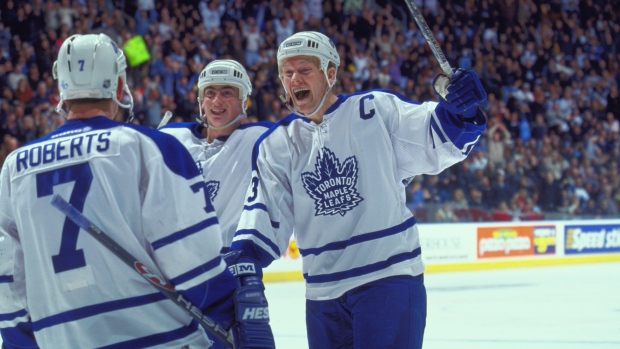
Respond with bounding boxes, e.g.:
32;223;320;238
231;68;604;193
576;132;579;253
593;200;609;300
265;262;620;349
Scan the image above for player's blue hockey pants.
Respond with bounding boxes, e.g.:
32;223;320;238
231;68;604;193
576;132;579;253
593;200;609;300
306;274;426;349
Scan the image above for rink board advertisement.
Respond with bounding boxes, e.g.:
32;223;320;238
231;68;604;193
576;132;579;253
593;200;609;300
418;224;477;263
477;226;534;258
564;224;620;254
477;225;557;258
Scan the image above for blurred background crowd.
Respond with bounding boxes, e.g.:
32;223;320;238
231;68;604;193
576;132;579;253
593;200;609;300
1;0;619;222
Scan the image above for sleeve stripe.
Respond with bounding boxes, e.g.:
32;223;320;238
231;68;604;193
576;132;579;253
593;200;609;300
300;217;416;256
0;275;14;283
169;256;223;286
430;115;448;144
0;309;27;322
151;217;218;251
242;204;280;228
233;229;281;257
243;203;268;212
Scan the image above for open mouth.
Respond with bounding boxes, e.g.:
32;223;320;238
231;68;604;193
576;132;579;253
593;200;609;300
210;109;226;116
293;88;310;101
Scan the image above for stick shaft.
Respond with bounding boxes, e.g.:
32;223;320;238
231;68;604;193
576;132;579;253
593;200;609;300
50;194;234;348
404;0;453;77
157;111;173;129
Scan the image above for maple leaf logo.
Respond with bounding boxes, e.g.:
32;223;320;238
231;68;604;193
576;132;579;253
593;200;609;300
301;147;364;216
205;180;220;203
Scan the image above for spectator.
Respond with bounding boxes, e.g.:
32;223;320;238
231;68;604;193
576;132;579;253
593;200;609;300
538;171;562;212
242;19;263;67
451;188;469;210
487;117;512;166
199;0;223;33
435;201;459;223
14;78;33;104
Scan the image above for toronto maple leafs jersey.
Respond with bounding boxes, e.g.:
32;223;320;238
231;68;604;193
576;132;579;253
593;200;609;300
232;90;486;300
0;116;236;348
159;121;273;250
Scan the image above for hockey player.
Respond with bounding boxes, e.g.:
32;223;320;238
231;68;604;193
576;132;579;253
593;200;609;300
159;59;276;349
0;34;271;349
230;31;488;348
159;59;273;251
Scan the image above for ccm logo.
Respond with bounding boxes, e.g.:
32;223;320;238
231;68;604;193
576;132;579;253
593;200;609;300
228;263;255;276
284;41;302;47
211;69;227;74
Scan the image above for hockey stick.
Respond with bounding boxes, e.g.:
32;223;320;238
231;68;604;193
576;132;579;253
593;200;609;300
50;194;235;348
157;110;173;129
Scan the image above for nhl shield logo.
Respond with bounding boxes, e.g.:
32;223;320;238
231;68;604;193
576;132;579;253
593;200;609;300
301;147;364;216
102;79;111;88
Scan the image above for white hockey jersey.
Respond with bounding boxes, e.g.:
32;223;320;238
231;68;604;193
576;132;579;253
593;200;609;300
232;90;486;300
0;116;235;348
160;121;273;249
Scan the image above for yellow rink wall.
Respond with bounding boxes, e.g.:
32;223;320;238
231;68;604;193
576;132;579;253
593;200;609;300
263;219;620;283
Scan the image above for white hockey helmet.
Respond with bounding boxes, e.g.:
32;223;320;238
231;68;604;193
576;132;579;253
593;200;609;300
277;31;340;117
277;31;340;74
196;59;252;128
197;60;252;106
53;34;133;118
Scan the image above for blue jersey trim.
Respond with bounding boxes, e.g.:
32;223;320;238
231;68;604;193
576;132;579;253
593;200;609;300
96;324;198;349
241;204;280;228
238;121;274;130
169;256;222;286
243;203;268;212
430;116;448;145
299;217;416;257
304;247;422;284
0;309;27;322
327;89;422;112
0;275;14;283
151;217;219;251
31;292;166;331
250;115;301;172
160;121;205;140
233;229;281;257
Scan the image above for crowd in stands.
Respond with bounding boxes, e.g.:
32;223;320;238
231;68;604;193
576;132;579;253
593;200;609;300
1;0;619;222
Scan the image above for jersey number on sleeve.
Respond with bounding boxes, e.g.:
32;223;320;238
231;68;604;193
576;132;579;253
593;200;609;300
247;176;259;203
36;163;93;273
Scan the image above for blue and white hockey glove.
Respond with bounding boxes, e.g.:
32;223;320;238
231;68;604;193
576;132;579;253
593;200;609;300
223;251;275;349
434;68;487;119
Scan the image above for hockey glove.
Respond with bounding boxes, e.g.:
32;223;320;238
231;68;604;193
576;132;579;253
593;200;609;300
223;251;275;349
434;68;487;120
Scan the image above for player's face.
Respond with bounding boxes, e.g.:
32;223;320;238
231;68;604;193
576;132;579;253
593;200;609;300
280;56;329;114
201;85;242;128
